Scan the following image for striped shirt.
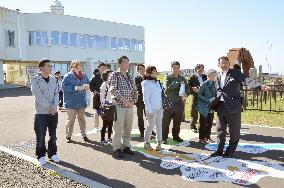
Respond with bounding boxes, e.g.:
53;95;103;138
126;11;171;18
109;71;138;108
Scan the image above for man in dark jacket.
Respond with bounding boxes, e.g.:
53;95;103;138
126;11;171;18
135;64;146;137
211;56;266;158
89;63;106;130
188;64;207;133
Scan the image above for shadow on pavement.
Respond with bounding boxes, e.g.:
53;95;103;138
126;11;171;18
58;160;135;188
70;140;180;176
0;88;32;98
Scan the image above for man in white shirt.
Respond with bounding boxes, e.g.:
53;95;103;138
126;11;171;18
211;56;267;158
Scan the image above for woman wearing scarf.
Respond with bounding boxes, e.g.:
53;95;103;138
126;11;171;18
198;69;217;145
62;60;91;143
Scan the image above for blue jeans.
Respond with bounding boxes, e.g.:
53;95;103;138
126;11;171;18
34;113;58;159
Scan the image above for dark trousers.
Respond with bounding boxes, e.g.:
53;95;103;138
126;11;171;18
189;97;199;129
136;104;145;134
181;101;186;121
162;102;183;140
199;113;214;140
58;91;63;107
216;103;241;155
101;120;113;141
34;113;58;159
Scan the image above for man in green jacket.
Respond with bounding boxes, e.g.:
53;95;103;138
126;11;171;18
162;61;190;144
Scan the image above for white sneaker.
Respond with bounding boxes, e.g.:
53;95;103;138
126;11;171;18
50;155;60;163
38;157;46;166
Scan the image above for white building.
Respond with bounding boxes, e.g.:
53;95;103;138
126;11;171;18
0;0;145;86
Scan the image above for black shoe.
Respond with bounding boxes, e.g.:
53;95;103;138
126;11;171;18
161;139;167;144
210;151;223;157
223;152;235;158
205;138;214;143
123;147;134;155
199;140;208;145
113;149;124;158
83;137;91;142
66;137;72;143
151;131;156;136
173;137;184;142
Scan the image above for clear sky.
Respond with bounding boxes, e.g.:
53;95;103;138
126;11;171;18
1;0;283;74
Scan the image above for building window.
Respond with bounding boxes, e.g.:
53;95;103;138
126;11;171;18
102;36;109;49
61;32;69;46
5;30;15;47
35;32;41;46
51;62;69;75
123;38;130;51
118;38;124;50
111;37;117;50
87;35;95;48
28;32;35;46
131;39;143;52
51;31;59;46
70;33;78;47
61;63;68;75
42;32;48;46
138;40;144;51
79;34;87;48
130;39;137;51
95;35;102;49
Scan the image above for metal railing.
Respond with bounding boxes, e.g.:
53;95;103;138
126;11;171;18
242;85;284;112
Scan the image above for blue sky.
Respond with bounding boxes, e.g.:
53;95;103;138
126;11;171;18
1;0;283;73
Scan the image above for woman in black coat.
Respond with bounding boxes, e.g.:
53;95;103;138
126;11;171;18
89;63;106;129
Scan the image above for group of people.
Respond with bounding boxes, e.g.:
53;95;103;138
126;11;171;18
31;56;266;165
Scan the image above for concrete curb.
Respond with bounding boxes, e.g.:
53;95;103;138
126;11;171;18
0;146;111;188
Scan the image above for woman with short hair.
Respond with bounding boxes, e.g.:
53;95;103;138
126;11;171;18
62;60;91;143
198;69;217;144
142;66;163;151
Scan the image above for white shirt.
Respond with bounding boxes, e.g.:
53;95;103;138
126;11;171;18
219;69;228;101
100;82;112;104
197;74;204;86
142;80;163;114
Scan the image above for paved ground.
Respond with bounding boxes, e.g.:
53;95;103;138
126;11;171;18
0;88;284;188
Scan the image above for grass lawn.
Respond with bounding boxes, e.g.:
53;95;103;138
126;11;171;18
157;73;284;128
184;96;284;128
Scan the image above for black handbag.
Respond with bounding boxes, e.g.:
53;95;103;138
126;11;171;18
207;96;221;111
158;81;173;110
100;85;117;121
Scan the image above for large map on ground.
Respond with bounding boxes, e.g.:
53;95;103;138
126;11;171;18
131;129;284;185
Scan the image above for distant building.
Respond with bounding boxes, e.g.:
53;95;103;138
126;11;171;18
0;0;145;86
181;69;195;77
